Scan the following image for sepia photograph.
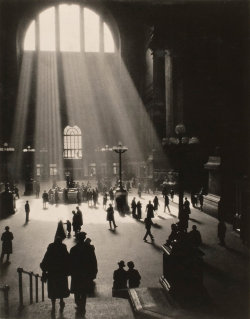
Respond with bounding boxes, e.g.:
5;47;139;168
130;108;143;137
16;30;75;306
0;0;249;318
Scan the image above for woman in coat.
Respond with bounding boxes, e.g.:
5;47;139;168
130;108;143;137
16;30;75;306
40;236;70;312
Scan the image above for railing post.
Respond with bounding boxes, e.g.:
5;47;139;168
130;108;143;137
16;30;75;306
29;272;33;304
3;285;9;314
35;274;39;303
17;268;23;307
41;280;44;302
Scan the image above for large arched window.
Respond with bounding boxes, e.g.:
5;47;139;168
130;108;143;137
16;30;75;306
24;5;116;53
63;126;82;159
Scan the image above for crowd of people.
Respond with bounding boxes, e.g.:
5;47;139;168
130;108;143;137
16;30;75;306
0;178;230;318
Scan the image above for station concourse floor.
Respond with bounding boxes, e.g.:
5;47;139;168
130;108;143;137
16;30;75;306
0;181;249;319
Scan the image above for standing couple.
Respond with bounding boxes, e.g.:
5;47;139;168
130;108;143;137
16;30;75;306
40;232;97;316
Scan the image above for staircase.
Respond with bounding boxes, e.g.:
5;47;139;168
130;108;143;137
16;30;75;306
6;295;135;319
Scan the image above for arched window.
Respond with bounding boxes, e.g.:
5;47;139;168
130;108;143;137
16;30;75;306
23;5;116;53
63;126;82;159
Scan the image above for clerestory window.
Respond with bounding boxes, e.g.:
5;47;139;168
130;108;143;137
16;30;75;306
24;5;115;53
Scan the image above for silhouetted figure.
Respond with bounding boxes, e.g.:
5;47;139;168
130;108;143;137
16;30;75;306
54;189;59;205
143;217;154;241
136;201;142;220
92;190;98;207
55;221;66;240
106;204;117;229
14;185;19;199
25;200;30;222
218;221;227;246
40;236;70;313
76;207;83;229
183;197;191;215
65;220;71;237
170;189;174;201
166;223;178;246
72;211;81;237
153;196;159;212
103;193;108;209
188;225;202;247
0;226;13;263
191;192;197;208
127;261;141;288
199;193;204;211
131;197;137;218
109;188;114;204
113;260;127;289
145;200;154;219
77;190;81;205
164;195;170;213
70;232;98;316
42;190;49;209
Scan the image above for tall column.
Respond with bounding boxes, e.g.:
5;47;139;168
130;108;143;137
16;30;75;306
165;50;174;137
152;48;166;140
173;55;184;125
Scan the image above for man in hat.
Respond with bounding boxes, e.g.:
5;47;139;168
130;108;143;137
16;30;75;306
113;260;127;290
70;232;98;316
0;226;14;263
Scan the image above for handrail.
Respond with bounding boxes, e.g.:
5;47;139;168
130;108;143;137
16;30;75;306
0;284;9;314
17;267;45;307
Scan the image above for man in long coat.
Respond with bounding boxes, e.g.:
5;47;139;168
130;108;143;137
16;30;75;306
70;232;98;316
0;226;14;262
40;236;70;312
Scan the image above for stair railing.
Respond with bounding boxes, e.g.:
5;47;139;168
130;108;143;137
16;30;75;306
17;267;45;307
0;284;9;314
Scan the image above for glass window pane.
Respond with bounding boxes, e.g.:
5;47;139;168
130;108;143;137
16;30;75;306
59;4;80;52
24;20;35;51
39;7;56;51
84;8;99;52
104;23;115;53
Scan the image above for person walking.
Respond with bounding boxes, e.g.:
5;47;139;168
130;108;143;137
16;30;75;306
25;200;30;222
106;204;117;229
0;226;14;263
127;261;141;288
40;236;70;313
143;217;154;241
70;232;98;316
145;200;154;219
164;195;171;213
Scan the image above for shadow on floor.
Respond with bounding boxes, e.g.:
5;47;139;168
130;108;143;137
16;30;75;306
189;218;202;224
152;223;162;229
